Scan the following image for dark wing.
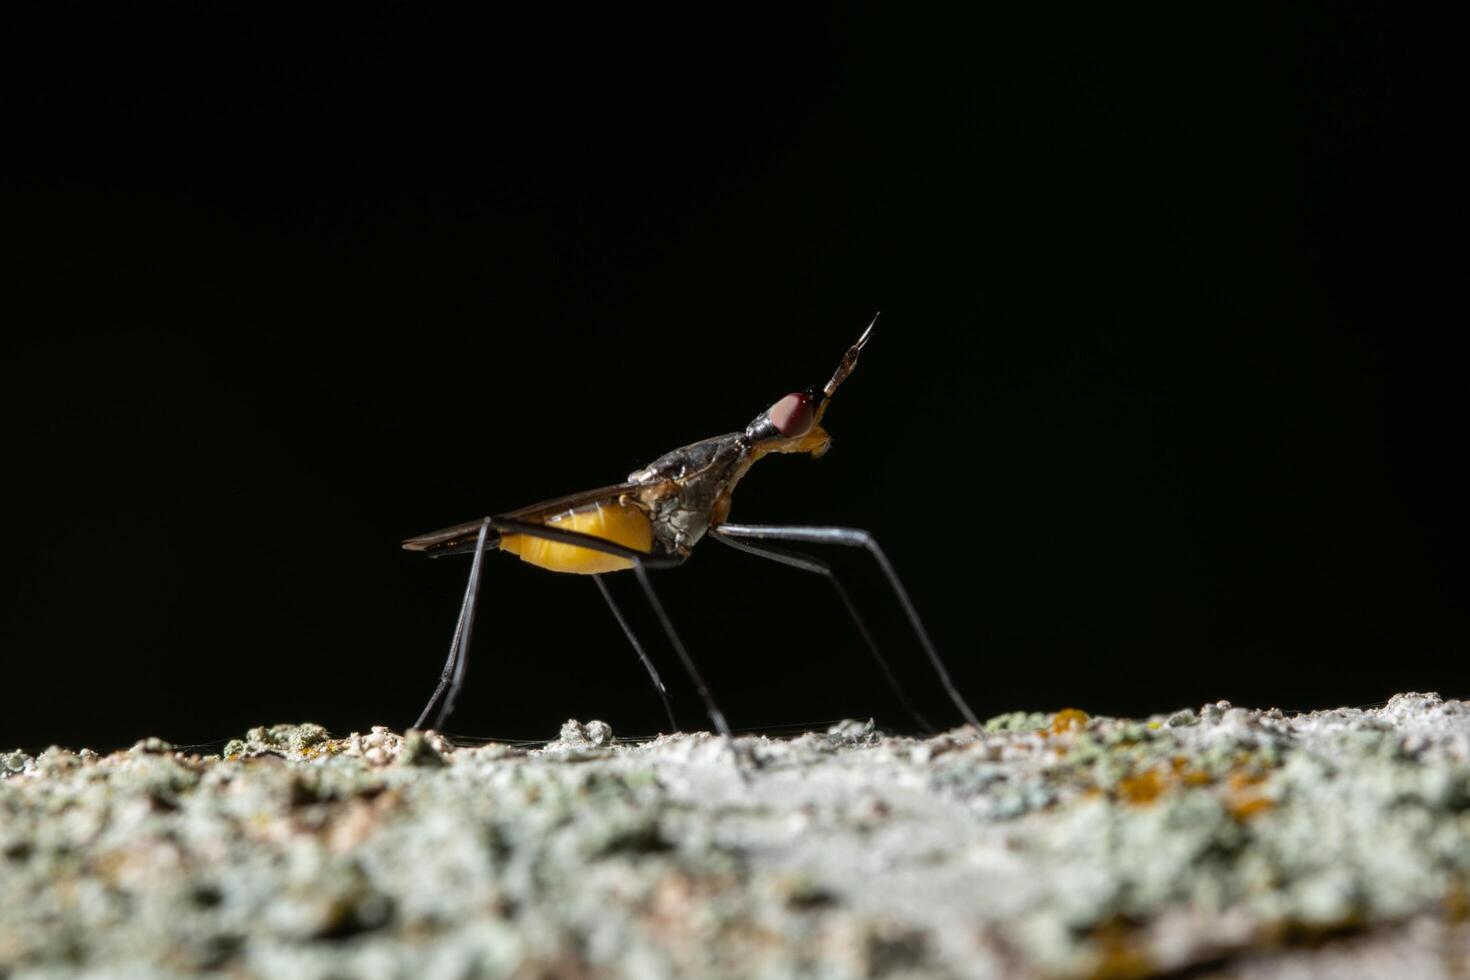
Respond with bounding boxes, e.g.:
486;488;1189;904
498;481;649;521
401;481;653;556
400;517;502;555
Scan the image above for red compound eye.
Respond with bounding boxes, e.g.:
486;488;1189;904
769;392;815;437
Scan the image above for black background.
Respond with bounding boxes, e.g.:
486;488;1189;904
4;4;1460;752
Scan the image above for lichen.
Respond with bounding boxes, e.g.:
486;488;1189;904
3;694;1468;978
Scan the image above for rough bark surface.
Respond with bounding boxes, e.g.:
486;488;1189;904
3;694;1469;978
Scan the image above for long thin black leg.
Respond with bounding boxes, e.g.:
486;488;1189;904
417;520;496;728
427;518;493;730
594;574;679;733
492;518;731;742
413;592;468;730
632;562;732;738
710;530;936;733
713;523;981;730
413;515;685;730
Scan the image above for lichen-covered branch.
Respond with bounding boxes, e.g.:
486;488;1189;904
3;696;1469;978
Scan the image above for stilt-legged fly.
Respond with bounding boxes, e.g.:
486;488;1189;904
403;315;979;736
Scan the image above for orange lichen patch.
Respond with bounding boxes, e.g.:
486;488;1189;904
1113;758;1279;814
1116;769;1167;805
1050;708;1090;735
1222;770;1274;820
1227;795;1274;820
1169;756;1213;786
1444;879;1470;923
1088;918;1155;980
1116;757;1255;807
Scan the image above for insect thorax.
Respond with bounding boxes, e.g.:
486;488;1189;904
629;432;751;557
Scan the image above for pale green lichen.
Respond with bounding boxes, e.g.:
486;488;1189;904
983;709;1053;732
222;722;331;759
3;695;1468;978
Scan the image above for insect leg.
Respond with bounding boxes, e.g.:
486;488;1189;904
417;517;722;736
486;518;744;769
415;518;492;731
632;561;732;739
709;529;936;733
412;594;467;730
713;523;981;730
593;574;680;733
493;518;727;729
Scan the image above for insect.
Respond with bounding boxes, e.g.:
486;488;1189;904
403;316;979;737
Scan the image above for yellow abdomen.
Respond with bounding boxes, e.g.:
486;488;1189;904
499;501;653;574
